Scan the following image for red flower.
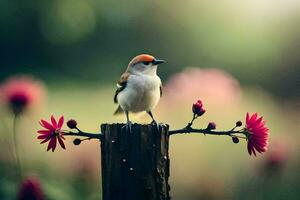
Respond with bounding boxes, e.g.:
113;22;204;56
17;177;45;200
246;113;269;156
37;115;66;152
0;75;45;115
192;100;206;116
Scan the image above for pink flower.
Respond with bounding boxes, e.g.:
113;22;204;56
37;115;66;152
192;100;206;116
246;113;269;156
161;68;241;106
264;141;288;172
17;177;45;200
0;75;45;115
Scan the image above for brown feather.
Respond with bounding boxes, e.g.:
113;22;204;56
118;72;131;85
113;72;131;104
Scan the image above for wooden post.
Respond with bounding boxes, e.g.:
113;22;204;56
100;123;171;200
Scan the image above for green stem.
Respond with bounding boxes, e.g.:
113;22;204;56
12;114;22;180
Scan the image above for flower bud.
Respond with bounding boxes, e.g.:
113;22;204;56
67;119;77;129
73;138;81;145
207;122;216;130
236;121;242;127
192;100;205;116
232;137;239;144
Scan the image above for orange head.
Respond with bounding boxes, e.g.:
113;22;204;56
127;54;165;75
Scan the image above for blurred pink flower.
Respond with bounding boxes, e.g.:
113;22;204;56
246;113;269;156
17;177;45;200
161;68;241;106
265;141;288;171
38;115;66;152
0;75;45;115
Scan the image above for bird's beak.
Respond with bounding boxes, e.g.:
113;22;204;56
152;59;165;65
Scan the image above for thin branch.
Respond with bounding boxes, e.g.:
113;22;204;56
63;131;102;140
168;126;246;137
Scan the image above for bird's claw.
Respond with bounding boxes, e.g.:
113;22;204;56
122;121;132;133
151;120;160;133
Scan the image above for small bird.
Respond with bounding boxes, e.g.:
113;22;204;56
113;54;165;131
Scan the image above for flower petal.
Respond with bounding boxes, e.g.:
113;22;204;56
58;138;66;149
57;116;64;129
40;137;51;144
40;120;54;130
47;138;56;151
246;112;250;123
37;130;51;135
37;135;49;140
51;138;57;152
51;115;58;128
248;113;258;125
247;143;252;155
255;116;263;124
245;112;269;156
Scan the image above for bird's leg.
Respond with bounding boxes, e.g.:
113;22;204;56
147;111;159;132
122;110;132;133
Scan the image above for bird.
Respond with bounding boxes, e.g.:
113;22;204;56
113;54;165;132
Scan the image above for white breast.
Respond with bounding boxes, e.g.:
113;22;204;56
117;74;161;113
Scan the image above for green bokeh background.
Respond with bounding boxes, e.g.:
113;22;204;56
0;0;300;199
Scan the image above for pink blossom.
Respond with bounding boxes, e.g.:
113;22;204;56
17;177;45;200
37;115;66;152
246;113;269;156
162;68;241;106
265;141;288;171
0;75;45;115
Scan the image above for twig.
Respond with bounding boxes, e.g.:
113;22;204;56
63;131;102;140
169;126;246;137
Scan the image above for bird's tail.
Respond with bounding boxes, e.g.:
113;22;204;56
113;105;123;115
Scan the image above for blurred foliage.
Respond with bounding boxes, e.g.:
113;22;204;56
1;0;300;99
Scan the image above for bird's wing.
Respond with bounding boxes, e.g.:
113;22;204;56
113;72;131;104
160;84;162;97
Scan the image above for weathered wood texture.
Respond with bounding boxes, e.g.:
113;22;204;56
100;123;171;200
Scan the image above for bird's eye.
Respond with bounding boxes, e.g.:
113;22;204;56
142;61;150;65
